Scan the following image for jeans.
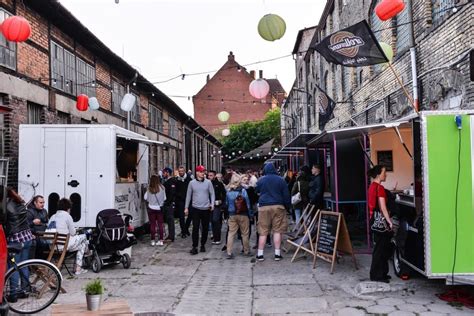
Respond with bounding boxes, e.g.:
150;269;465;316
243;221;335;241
211;206;222;242
191;207;211;248
370;232;393;280
164;205;175;240
294;208;302;224
148;209;164;240
68;234;88;268
8;239;32;297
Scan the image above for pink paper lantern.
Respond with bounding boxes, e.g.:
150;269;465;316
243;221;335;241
249;79;270;99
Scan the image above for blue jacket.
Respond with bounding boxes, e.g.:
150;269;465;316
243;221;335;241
226;187;251;217
256;163;291;209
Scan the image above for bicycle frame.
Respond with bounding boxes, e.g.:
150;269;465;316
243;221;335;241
0;226;7;303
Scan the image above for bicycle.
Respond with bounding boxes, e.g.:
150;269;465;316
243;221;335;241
3;243;62;314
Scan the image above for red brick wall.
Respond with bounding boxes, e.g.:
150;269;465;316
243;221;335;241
193;55;274;136
17;42;49;80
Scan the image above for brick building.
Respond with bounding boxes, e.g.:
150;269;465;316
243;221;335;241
0;0;221;187
193;52;286;137
282;0;473;138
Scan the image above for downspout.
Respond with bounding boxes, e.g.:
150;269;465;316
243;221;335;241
407;0;419;111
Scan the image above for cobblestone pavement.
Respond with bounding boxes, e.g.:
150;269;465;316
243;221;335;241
19;225;473;315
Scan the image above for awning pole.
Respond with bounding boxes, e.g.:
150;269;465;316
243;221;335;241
333;134;339;213
393;126;413;159
364;134;371;252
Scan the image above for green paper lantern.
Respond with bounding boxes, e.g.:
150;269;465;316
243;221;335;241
258;14;286;42
379;42;394;63
218;111;230;122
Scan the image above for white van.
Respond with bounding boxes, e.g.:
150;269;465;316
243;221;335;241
18;124;162;228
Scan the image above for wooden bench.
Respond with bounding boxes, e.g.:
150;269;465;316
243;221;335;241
52;299;133;315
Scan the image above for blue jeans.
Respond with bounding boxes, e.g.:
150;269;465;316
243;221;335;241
294;208;302;224
7;239;32;297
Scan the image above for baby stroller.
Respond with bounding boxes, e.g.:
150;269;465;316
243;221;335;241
87;209;137;273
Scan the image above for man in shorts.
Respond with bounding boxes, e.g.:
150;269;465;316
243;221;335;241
255;163;291;261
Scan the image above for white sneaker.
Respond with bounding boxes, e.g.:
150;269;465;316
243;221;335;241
151;240;156;246
157;240;164;246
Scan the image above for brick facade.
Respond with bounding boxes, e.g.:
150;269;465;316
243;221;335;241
0;0;221;187
193;52;286;137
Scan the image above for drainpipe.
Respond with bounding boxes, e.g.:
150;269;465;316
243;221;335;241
407;0;419;111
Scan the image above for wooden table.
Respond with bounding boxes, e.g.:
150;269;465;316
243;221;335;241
52;299;133;315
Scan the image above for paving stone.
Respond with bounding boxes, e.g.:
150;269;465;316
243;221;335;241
396;303;428;313
389;311;416;316
253;272;316;285
337;307;366;316
254;284;323;299
379;297;406;306
427;303;465;313
366;304;397;314
254;297;328;314
419;312;448;316
345;300;374;308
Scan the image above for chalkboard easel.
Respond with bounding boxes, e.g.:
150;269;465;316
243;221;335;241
313;211;358;273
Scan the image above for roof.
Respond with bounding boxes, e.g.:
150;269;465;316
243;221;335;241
226;138;275;163
25;1;221;146
266;79;286;94
292;26;318;55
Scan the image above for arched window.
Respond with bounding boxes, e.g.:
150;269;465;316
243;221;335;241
395;4;410;54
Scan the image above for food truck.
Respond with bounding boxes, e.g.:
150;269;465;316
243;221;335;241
305;111;474;285
18;124;163;228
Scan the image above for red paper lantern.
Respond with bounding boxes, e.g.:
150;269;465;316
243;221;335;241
76;94;89;112
375;0;405;21
1;16;31;42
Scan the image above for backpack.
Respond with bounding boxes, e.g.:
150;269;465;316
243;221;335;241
234;190;248;215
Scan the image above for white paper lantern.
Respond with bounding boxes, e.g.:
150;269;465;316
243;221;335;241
249;79;270;99
222;128;230;137
120;93;136;112
88;97;100;110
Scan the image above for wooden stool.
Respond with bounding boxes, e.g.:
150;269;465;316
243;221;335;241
52;299;133;315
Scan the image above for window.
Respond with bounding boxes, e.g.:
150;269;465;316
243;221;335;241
395;5;410;54
76;57;96;97
149;104;163;131
51;41;76;95
27;102;43;124
63;50;76;95
111;80;125;116
0;9;15;69
57;111;70;124
169;116;177;139
131;93;140;123
432;0;455;24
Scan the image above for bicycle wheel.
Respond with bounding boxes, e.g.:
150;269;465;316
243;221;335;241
3;259;62;314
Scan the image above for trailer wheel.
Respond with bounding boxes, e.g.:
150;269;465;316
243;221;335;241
91;254;102;273
122;253;131;269
393;246;405;277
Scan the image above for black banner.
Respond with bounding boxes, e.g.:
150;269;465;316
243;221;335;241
313;20;388;67
315;85;336;130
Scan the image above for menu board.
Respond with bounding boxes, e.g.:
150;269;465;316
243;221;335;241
316;212;339;255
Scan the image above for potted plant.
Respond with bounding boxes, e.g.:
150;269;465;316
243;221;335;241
84;278;104;311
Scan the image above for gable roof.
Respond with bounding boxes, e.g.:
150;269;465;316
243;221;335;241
292;26;318;55
267;79;286;94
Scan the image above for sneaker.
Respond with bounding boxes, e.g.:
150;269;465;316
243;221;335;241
190;248;198;255
226;253;234;259
150;240;156;246
212;241;221;245
157;240;164;246
221;245;227;252
256;255;265;262
274;254;283;261
75;269;88;275
200;245;206;253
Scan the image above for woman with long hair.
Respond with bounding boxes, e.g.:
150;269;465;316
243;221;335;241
145;175;166;246
368;165;393;283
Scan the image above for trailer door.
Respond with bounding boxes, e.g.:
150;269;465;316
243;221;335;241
43;128;66;218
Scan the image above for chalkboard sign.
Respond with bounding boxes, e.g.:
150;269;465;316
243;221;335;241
313;211;358;273
316;213;338;255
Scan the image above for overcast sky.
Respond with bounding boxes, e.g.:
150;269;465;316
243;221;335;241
58;0;325;116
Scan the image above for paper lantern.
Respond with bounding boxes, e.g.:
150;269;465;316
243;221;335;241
1;16;31;42
218;111;230;122
379;42;394;63
258;14;286;41
88;97;100;110
249;79;270;99
222;128;230;137
120;93;136;112
76;94;89;112
375;0;405;21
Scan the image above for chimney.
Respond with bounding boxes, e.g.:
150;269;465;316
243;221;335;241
206;74;210;83
228;51;234;61
250;70;255;79
259;70;263;79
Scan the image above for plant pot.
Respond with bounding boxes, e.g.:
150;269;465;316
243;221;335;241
86;294;102;311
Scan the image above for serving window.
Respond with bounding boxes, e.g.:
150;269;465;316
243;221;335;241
116;138;138;182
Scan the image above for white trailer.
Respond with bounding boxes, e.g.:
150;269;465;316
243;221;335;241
18;124;162;228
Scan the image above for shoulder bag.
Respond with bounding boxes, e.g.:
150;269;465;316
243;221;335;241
291;181;302;206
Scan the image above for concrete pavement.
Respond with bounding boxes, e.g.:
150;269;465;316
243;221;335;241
22;227;473;315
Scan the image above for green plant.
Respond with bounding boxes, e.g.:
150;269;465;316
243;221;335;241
84;279;104;295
